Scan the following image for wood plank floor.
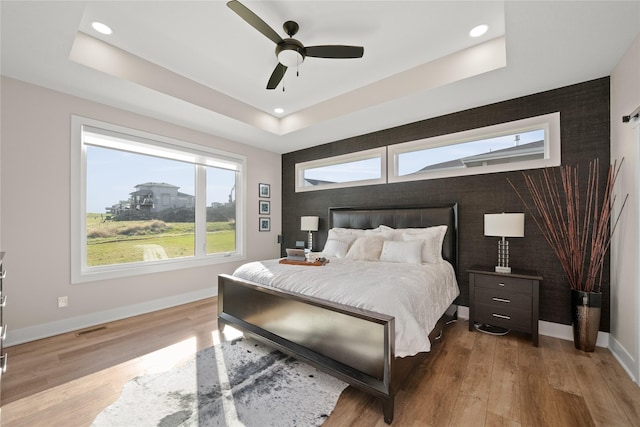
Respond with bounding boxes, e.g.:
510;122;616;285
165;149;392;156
2;297;639;426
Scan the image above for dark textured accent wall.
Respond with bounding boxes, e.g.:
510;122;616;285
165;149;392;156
281;77;611;331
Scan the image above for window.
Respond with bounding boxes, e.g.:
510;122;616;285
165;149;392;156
388;112;561;183
294;113;560;192
71;116;246;283
295;147;386;192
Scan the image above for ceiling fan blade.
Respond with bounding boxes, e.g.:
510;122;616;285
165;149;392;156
305;45;364;59
227;0;283;45
267;63;287;89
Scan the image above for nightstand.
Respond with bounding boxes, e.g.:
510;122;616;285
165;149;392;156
468;265;542;346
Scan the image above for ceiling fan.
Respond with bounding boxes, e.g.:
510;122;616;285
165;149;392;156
227;0;365;90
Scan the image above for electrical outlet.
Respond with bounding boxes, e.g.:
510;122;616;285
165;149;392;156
58;296;68;308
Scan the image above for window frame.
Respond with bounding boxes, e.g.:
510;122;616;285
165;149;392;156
388;112;561;183
71;115;246;284
295;147;387;192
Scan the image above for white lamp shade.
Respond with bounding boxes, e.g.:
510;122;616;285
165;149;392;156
300;216;319;232
484;213;525;237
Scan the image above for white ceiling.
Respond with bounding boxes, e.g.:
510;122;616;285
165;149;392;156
2;1;639;154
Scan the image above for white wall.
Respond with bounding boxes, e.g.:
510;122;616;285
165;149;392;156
610;33;640;384
0;77;282;345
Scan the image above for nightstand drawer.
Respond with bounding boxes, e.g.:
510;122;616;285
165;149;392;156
474;274;532;294
475;302;532;331
475;288;531;311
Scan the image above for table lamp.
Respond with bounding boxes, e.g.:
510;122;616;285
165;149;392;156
484;213;525;273
300;216;319;251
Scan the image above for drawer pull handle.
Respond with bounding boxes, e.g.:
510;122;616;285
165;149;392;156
0;295;6;308
0;324;6;341
493;313;511;320
1;353;7;374
498;282;505;287
492;297;511;303
0;270;5;279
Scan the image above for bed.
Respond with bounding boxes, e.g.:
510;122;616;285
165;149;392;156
217;204;459;424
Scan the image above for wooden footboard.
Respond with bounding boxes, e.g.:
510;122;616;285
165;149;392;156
218;273;394;393
218;273;453;423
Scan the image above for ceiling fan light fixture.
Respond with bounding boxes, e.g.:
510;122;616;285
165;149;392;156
469;24;488;38
276;41;305;68
277;49;302;68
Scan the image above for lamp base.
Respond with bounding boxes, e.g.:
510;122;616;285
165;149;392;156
307;230;313;252
495;266;512;274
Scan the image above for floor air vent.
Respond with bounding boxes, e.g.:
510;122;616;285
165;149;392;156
76;326;107;336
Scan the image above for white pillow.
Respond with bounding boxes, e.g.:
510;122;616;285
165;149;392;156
401;225;448;264
346;236;385;261
322;234;357;258
379;240;424;264
327;228;365;240
364;225;395;240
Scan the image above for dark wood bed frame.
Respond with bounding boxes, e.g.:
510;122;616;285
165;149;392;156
218;204;458;424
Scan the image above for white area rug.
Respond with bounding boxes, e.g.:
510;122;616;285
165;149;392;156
92;337;347;427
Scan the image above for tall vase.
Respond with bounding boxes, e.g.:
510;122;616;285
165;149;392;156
571;289;602;352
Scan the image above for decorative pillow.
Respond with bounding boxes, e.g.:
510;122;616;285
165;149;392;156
322;234;357;258
401;225;448;264
364;225;395;241
346;236;385;261
379;240;424;264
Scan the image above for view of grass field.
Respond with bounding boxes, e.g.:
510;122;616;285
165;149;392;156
86;214;236;267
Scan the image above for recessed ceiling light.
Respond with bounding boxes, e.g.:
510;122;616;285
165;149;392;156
469;24;488;38
92;21;112;35
274;108;284;114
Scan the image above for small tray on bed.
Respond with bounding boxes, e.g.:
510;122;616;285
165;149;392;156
279;258;329;266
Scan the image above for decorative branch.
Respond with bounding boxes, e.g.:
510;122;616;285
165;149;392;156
508;159;627;293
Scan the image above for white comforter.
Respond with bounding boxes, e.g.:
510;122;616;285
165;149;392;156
232;258;460;357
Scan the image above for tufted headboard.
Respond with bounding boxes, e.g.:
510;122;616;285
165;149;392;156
329;204;458;270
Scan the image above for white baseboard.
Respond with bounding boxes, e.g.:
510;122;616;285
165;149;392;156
609;334;638;384
455;305;610;348
538;320;610;348
457;305;469;320
5;287;216;347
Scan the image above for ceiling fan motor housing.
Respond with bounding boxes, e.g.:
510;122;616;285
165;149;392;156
283;20;299;37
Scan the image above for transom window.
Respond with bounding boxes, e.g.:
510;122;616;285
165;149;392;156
389;112;560;183
71;116;246;283
295;147;386;192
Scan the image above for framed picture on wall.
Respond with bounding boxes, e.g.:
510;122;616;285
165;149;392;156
259;183;270;198
259;217;271;232
259;200;270;215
